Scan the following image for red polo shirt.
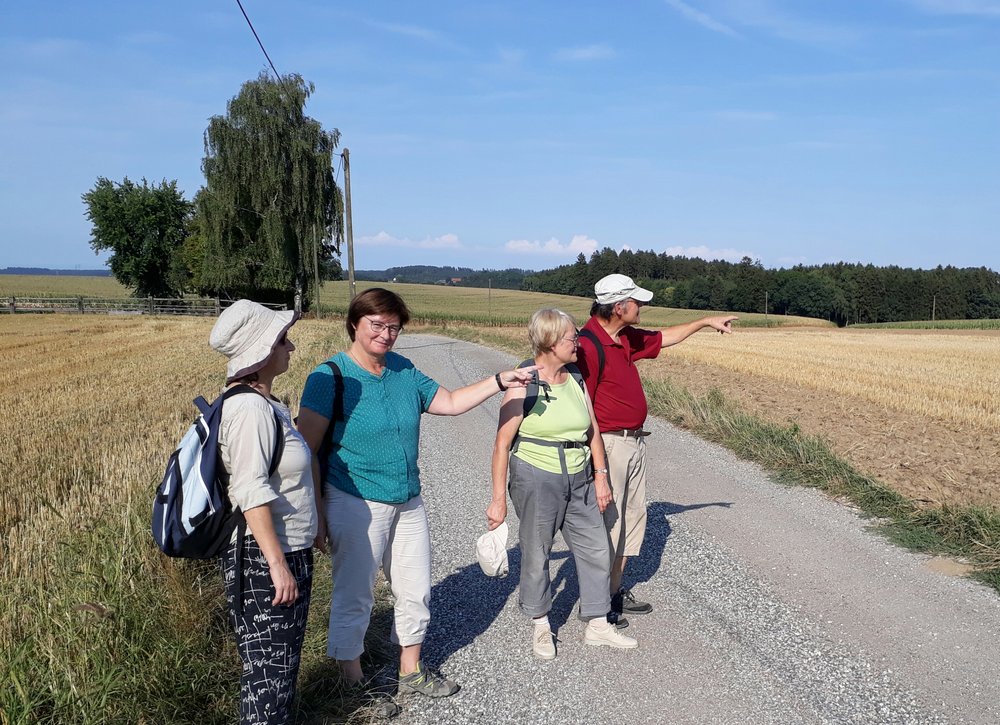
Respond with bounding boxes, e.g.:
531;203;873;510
577;316;663;431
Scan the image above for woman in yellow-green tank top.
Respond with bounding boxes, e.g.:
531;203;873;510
488;309;639;660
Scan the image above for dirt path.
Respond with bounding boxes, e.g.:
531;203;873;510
384;334;1000;724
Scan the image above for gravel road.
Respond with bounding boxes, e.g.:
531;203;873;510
387;334;1000;725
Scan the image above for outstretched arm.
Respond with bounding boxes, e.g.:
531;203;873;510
427;366;540;416
660;315;737;348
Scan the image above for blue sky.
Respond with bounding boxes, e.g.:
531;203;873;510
2;0;998;272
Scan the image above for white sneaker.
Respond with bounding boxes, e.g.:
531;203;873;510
532;627;556;660
583;621;638;649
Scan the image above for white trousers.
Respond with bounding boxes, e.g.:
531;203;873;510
325;486;432;660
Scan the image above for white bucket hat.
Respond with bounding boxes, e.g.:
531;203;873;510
209;300;299;382
594;273;654;304
475;521;510;578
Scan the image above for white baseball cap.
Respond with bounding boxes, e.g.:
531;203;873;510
475;522;509;577
594;273;654;304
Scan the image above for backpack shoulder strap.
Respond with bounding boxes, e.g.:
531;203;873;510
218;384;283;476
577;328;605;383
564;362;586;392
518;358;540;419
322;360;344;423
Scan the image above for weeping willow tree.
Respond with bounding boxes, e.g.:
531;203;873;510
198;72;343;310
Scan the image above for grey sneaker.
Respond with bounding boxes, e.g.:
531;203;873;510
397;663;460;698
532;627;556;660
612;587;653;615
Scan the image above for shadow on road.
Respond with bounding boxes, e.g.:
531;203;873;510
421;547;523;670
628;500;732;588
421;499;731;667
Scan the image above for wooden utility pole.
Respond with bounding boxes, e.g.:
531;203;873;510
312;223;322;319
342;148;356;300
932;294;937;322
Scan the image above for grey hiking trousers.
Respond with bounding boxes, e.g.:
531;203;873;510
508;455;613;620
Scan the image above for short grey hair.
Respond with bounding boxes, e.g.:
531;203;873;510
528;308;576;356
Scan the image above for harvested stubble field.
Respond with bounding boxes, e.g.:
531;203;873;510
447;323;1000;509
0;314;360;723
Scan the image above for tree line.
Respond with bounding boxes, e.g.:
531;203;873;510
82;73;342;311
522;250;1000;325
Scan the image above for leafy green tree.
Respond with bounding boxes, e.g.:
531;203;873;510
199;72;343;310
82;177;193;297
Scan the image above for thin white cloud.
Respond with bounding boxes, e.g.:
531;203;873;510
719;0;862;45
662;245;756;262
714;109;778;122
360;231;463;250
554;43;616;61
370;21;440;42
364;20;467;52
907;0;1000;17
506;234;599;256
662;0;739;36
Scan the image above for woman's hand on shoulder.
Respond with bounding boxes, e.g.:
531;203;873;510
499;365;542;389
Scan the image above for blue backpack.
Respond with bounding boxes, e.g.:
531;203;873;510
152;385;283;559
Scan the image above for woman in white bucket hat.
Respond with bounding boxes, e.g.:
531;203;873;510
210;299;318;725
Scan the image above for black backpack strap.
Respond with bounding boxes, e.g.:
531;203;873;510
518;358;540;419
323;361;344;423
316;360;344;487
577;328;605;383
564;362;586;392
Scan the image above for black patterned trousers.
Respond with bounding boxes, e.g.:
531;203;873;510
221;535;314;725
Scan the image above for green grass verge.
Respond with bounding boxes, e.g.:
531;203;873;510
0;508;395;725
429;323;1000;593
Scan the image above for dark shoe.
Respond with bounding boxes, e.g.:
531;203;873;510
612;587;653;615
350;681;401;719
607;610;629;629
397;662;460;698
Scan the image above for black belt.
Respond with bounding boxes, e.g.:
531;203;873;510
606;428;649;438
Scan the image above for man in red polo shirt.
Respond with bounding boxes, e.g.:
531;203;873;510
577;273;736;627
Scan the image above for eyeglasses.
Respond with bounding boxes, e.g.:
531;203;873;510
365;316;404;336
561;331;579;344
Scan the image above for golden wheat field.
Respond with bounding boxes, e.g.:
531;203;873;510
0;315;343;581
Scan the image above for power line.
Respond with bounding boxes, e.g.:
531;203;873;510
235;0;282;82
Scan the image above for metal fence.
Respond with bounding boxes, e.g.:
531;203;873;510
4;296;286;316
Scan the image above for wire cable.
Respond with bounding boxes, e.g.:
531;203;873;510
235;0;282;81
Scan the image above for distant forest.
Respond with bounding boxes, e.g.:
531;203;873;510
523;250;1000;326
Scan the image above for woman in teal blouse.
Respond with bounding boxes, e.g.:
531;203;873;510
297;287;534;702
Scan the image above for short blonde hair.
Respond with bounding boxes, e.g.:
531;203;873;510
528;308;576;356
